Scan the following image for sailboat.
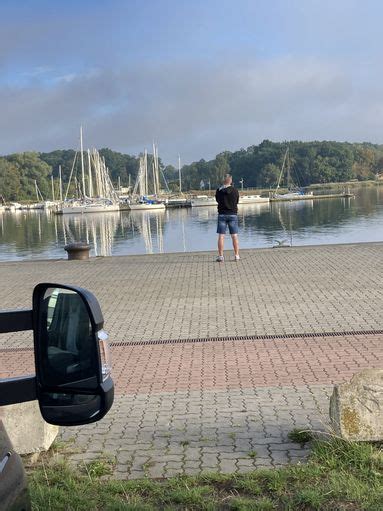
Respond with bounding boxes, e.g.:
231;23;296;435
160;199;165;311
164;155;190;208
128;146;165;210
56;128;120;214
273;148;313;200
238;195;269;205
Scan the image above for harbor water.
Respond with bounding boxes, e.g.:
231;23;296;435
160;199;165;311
0;186;382;261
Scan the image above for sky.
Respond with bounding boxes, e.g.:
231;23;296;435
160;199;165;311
1;0;383;165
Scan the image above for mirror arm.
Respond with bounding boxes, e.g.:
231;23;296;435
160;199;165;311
0;309;33;334
0;376;37;406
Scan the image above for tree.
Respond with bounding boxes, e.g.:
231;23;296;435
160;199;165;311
211;154;231;187
258;163;280;187
0;159;21;200
6;152;52;200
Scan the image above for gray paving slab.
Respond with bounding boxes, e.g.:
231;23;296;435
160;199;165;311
60;384;332;479
1;242;383;349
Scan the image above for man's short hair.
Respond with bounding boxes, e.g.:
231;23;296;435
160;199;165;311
223;174;232;184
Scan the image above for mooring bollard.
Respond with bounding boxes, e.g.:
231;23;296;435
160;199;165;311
64;242;91;260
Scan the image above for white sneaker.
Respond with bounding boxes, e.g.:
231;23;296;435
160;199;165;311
216;255;224;262
235;254;240;261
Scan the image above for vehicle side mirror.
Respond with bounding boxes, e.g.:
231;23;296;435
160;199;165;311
32;283;114;426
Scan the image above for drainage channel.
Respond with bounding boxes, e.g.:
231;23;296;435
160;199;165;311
110;328;383;347
2;329;382;353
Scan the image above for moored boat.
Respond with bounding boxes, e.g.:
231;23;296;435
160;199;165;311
55;128;120;215
239;195;270;204
190;195;216;207
128;201;165;211
5;202;23;211
273;147;313;200
56;198;120;214
128;146;166;211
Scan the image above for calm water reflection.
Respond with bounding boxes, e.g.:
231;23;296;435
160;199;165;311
0;186;382;261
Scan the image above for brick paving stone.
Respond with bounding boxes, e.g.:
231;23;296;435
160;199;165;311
219;459;238;474
2;244;383;479
50;384;337;477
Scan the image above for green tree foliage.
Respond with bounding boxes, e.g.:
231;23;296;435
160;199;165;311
1;141;383;199
7;152;52;200
99;148;139;185
258;163;280;187
0;159;21;200
181;140;380;190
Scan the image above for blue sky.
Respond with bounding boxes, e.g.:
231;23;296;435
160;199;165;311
1;0;383;164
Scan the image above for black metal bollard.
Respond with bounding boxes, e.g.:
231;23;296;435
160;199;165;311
64;242;91;260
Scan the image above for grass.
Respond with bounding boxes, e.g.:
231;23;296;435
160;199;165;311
287;428;314;446
27;438;383;510
80;457;116;478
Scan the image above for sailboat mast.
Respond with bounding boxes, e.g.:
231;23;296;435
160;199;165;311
178;154;182;193
276;147;289;191
94;149;102;197
144;149;148;196
35;180;39;202
80;126;86;198
87;149;93;197
155;144;160;195
286;150;291;190
135;157;143;197
152;142;157;195
51;175;55;201
59;165;63;202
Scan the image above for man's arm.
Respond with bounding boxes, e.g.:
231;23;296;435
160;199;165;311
235;188;239;204
215;189;219;202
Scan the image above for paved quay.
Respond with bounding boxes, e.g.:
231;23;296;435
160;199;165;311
1;242;383;349
1;242;383;478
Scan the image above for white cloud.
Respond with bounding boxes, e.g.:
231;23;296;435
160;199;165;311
0;55;382;164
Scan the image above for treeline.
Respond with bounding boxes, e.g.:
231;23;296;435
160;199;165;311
1;140;383;200
177;140;383;191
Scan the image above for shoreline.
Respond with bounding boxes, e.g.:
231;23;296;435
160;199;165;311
0;239;383;266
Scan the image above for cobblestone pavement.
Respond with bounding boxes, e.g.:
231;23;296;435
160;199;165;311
1;242;383;349
55;331;381;479
2;332;381;477
1;243;383;477
61;386;332;479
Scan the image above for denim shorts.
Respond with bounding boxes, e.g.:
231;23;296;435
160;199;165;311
217;214;239;235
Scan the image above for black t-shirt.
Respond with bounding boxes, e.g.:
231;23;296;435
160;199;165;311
215;186;239;214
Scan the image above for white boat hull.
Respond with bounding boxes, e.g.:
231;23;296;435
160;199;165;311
5;203;23;211
274;192;313;199
57;203;120;214
128;203;165;211
239;195;270;204
190;199;216;207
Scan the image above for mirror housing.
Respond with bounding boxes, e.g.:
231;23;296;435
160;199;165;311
32;283;114;426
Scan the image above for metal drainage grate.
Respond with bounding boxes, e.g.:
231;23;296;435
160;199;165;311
110;329;383;347
1;329;382;353
0;346;34;353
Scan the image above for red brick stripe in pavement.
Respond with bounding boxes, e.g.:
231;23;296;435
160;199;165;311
1;334;382;394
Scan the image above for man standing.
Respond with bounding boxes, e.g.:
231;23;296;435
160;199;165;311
215;174;240;262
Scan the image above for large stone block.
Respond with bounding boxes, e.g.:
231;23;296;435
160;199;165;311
330;369;383;441
0;401;59;454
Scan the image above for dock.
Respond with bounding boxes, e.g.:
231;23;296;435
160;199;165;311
1;242;382;478
270;192;354;202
